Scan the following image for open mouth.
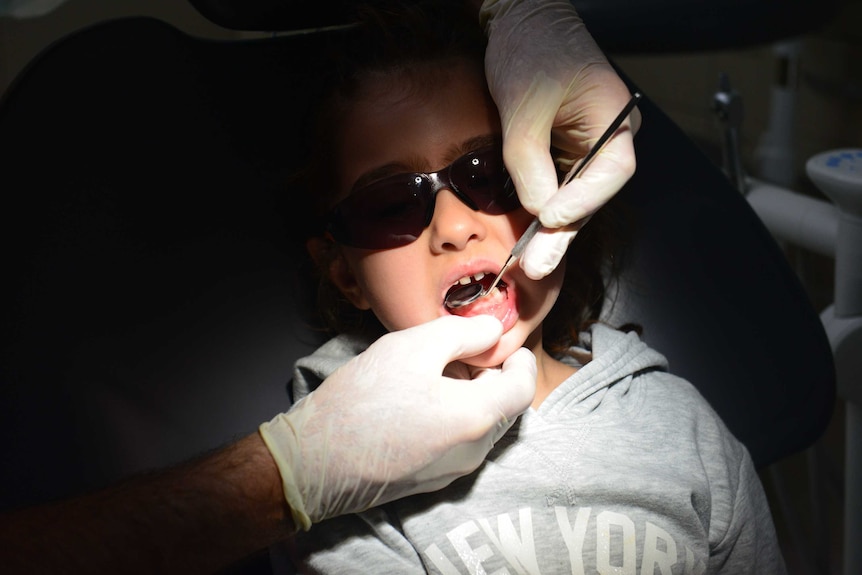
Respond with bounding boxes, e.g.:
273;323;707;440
444;271;508;308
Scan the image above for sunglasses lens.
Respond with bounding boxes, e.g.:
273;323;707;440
326;146;520;249
450;149;520;214
328;174;429;249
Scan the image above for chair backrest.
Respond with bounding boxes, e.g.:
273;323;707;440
604;86;836;467
0;14;835;514
0;17;332;510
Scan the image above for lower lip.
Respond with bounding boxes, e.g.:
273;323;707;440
445;284;518;331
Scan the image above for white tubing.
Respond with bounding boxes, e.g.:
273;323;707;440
745;178;838;258
754;41;801;188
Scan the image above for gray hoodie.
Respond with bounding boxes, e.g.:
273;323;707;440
276;324;786;574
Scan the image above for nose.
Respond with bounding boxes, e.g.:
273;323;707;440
428;188;487;253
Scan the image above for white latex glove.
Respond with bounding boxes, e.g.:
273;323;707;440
259;315;536;530
481;0;640;279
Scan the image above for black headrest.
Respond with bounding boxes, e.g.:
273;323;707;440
187;0;841;53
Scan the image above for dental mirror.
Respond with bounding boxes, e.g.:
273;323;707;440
444;92;642;310
445;282;485;307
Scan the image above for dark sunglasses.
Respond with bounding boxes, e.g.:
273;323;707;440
325;145;521;249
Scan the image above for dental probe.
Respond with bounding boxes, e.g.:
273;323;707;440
444;91;642;309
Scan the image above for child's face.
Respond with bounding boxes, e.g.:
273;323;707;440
325;61;565;367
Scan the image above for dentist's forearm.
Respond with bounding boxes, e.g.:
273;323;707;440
0;433;295;574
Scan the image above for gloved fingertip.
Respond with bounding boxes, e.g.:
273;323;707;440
520;227;577;279
525;260;549;280
539;203;585;230
520;250;558;280
433;313;502;334
456;314;505;339
468;314;505;331
538;180;599;229
434;314;504;361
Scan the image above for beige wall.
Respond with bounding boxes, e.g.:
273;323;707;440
613;0;861;312
614;0;862;199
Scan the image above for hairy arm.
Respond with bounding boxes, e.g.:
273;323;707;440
0;434;295;574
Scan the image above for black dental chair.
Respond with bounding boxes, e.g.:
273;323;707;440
0;1;838;572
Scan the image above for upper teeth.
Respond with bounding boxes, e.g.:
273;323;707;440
454;272;485;286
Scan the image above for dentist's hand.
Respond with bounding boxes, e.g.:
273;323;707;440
481;0;640;279
260;315;536;530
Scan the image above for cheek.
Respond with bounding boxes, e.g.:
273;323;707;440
352;249;434;331
506;208;536;238
541;261;566;307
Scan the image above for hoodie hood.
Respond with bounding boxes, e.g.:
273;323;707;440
290;330;378;403
537;323;668;418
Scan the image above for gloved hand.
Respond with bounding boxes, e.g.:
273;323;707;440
481;0;640;279
259;315;536;531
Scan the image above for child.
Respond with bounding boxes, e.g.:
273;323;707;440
278;1;786;572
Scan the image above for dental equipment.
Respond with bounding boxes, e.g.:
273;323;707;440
712;72;747;194
444;92;642;310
